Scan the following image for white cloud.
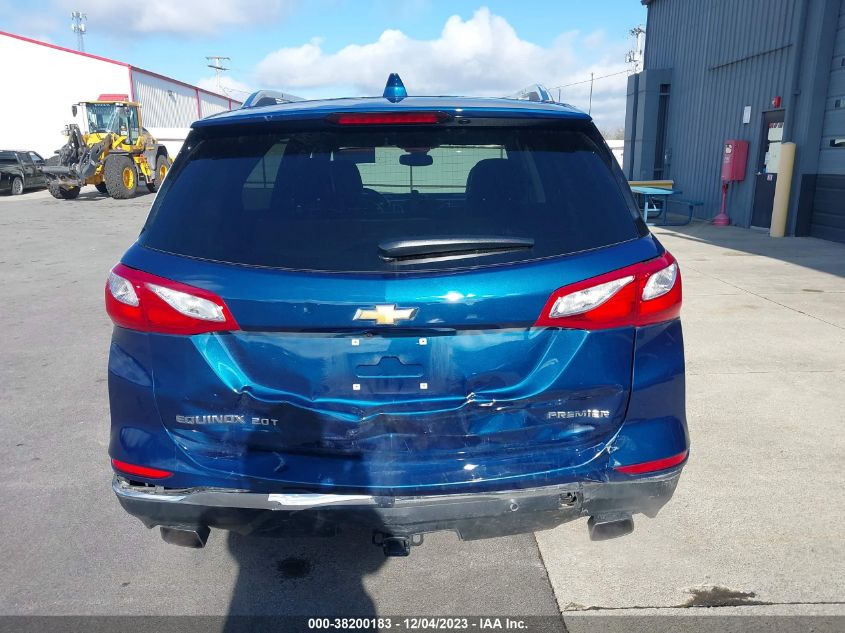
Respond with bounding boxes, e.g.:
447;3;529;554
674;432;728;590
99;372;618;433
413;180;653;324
583;29;607;50
196;75;254;100
53;0;294;36
253;7;632;128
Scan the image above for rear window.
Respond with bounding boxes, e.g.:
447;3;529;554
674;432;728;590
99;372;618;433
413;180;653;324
140;121;643;272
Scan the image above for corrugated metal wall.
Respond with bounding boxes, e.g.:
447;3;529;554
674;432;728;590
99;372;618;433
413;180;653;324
810;0;845;242
132;70;199;127
132;69;238;126
199;92;231;118
818;3;845;173
643;0;798;226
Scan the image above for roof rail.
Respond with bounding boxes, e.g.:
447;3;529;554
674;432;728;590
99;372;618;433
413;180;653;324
504;84;556;104
241;90;306;109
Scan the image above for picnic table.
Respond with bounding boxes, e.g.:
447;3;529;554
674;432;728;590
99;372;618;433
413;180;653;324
629;184;701;227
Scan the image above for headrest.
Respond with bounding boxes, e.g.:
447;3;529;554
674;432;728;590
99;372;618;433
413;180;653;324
465;158;529;204
330;160;363;195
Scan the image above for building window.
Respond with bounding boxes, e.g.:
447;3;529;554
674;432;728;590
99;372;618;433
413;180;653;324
653;83;671;179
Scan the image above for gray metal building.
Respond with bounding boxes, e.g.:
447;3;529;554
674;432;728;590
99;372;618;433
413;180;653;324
625;0;845;242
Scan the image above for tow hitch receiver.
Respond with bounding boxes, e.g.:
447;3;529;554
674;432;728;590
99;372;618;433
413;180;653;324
372;531;424;557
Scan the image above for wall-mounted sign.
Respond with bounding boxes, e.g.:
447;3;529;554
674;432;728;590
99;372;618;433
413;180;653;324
742;106;751;124
768;121;784;142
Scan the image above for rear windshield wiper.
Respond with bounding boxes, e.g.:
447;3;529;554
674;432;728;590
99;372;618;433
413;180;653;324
379;236;534;261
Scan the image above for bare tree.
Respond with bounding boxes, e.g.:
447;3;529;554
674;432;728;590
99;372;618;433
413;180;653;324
599;126;626;140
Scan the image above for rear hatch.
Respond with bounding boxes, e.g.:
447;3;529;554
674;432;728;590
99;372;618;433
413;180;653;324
122;112;657;493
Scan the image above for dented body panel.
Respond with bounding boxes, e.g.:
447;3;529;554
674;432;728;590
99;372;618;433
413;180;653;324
108;306;687;494
109;234;686;494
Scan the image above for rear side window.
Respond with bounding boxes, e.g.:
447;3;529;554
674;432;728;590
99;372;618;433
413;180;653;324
140;122;642;272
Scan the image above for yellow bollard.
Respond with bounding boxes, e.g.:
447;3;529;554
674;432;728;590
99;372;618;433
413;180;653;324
769;142;795;238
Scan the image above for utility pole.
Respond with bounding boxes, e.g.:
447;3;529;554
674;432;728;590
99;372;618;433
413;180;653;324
206;56;231;91
588;73;594;114
71;11;87;52
625;26;646;74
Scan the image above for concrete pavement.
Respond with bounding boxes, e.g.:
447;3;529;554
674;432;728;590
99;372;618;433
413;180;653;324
536;222;845;615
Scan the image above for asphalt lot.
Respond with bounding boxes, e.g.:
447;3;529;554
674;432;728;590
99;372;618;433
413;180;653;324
1;189;843;624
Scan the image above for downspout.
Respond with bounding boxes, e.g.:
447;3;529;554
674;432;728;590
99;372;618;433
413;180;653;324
772;0;809;237
628;73;640;180
783;0;809;142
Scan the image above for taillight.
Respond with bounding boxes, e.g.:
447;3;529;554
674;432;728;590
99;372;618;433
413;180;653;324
105;263;239;335
535;253;682;329
327;112;451;125
111;458;172;479
614;450;688;475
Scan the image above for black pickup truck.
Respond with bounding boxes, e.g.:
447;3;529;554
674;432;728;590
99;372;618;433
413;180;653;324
0;150;47;195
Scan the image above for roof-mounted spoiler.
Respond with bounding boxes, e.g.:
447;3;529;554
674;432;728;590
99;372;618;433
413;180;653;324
241;90;306;109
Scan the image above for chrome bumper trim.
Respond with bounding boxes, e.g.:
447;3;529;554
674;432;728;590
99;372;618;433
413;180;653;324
112;476;587;511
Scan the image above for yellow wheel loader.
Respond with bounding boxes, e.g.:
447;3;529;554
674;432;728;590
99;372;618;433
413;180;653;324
43;94;171;200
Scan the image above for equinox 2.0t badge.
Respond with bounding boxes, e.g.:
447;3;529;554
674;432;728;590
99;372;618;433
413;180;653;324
353;304;418;325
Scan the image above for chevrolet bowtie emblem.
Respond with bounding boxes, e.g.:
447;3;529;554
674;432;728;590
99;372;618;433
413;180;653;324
353;304;418;325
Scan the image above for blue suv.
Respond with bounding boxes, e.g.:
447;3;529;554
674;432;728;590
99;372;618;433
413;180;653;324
106;76;688;555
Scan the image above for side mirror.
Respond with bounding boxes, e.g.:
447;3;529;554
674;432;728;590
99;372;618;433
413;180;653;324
71;105;78;117
399;153;433;167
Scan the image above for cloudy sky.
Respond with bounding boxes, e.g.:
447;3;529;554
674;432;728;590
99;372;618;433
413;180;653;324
0;0;646;130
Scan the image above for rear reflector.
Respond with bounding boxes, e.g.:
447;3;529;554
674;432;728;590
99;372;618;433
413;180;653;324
111;458;172;479
105;263;239;335
327;112;451;125
535;252;682;329
614;450;688;475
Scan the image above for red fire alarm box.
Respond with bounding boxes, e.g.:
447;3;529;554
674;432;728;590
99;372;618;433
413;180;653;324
721;139;749;182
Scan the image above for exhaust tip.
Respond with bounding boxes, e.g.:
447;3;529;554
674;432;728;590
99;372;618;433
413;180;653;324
587;515;634;541
160;525;210;548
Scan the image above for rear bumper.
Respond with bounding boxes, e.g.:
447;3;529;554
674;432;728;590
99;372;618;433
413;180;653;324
113;467;682;541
